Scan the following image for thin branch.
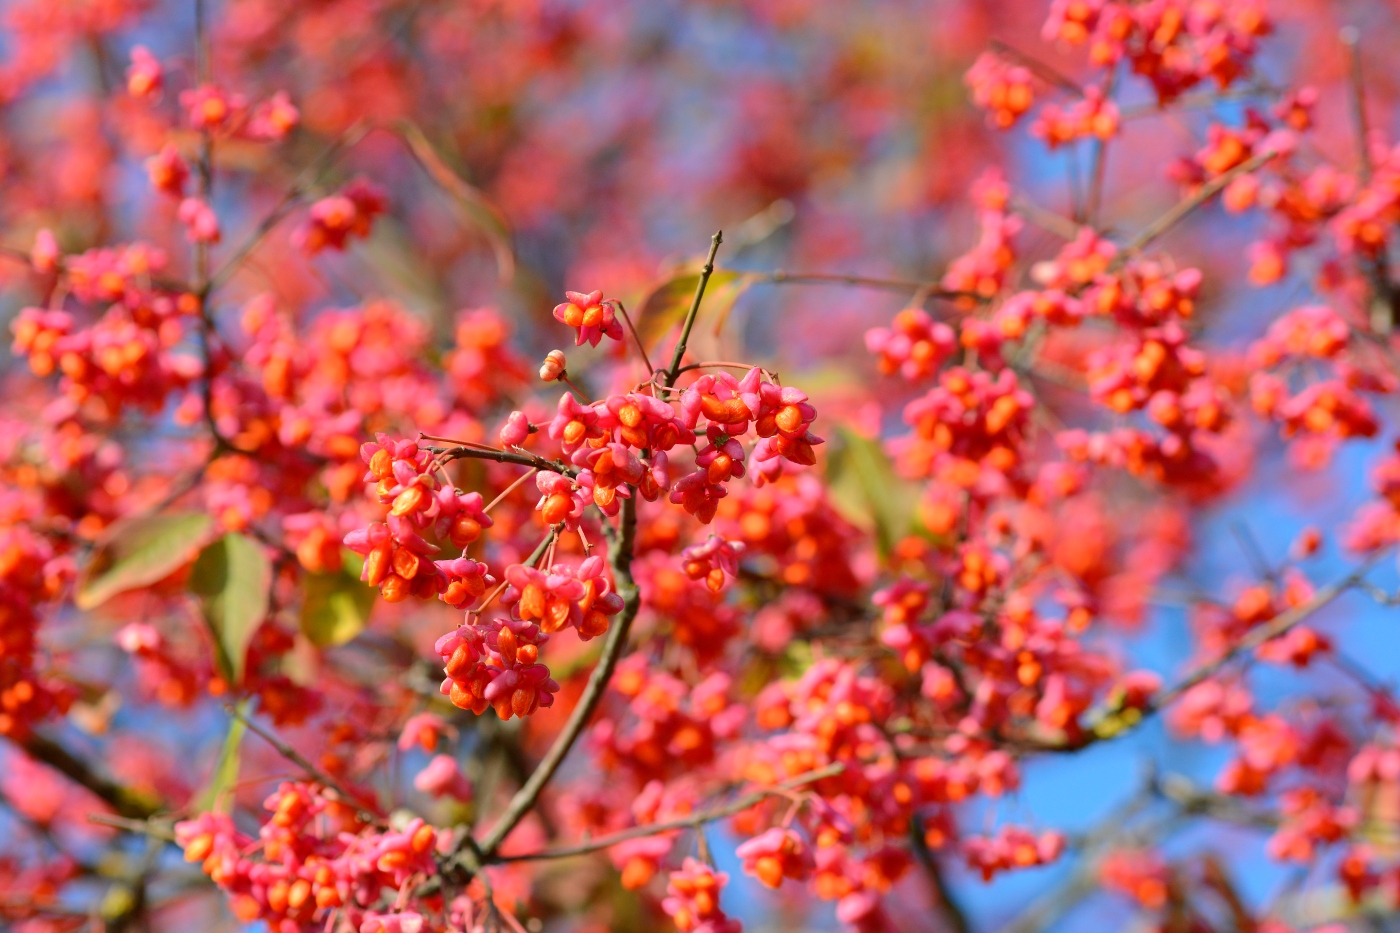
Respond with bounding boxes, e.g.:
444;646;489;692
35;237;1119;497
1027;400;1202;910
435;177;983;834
665;232;723;388
522;525;559;567
1154;772;1278;830
494;763;845;863
425;444;574;476
191;0;223;455
483;468;537;514
1122;149;1277;257
1084;66;1119;226
1230;520;1279;585
1027;557;1380;752
17;733;161;820
1117;81;1279;120
559;372;592;404
612;300;654;375
988;39;1084;96
911;814;971;933
730;268;970;302
194;0;208;84
1148;561;1373;710
1342;28;1374;185
998;774;1158;933
206;119;374;294
1341;28;1398;334
228;706;379;817
87;813;178;842
475;493;642;857
1010;196;1082;241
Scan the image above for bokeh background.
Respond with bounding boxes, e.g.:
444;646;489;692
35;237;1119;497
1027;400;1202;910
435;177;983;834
5;0;1400;930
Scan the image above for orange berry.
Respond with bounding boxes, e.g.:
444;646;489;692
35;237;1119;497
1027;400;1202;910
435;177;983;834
541;491;572;525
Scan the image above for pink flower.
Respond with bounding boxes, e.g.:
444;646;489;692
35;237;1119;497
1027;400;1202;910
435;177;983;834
147;146;189;198
177;198;221;243
499;410;531;447
553;290;623;347
179;84;246;132
246;91;300;141
126;46;162;100
30;228;59;273
413;755;473;800
295;178;387;254
398;713;452;752
735;827;812;888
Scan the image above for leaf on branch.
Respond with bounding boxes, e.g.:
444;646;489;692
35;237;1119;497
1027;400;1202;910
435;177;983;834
191;533;272;683
195;703;247;812
395;119;515;284
825;426;921;558
301;550;376;648
76;513;215;610
635;266;756;351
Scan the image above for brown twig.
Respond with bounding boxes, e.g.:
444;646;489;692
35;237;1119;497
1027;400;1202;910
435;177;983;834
87;813;178;842
1084;66;1119;225
1120;149;1277;257
425;444;574;476
18;733;161;820
910;814;971;933
612;300;655;375
1341;28;1398;334
1032;557;1381;752
483;468;537;514
988;39;1084;96
1343;28;1374;185
729;268;970;302
493;763;845;863
665;232;724;388
1010;196;1083;241
474;494;642;857
228;706;379;818
1148;561;1372;710
206;119;374;294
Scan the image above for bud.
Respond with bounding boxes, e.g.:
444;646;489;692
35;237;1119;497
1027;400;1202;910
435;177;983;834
499;410;531;448
31;229;58;274
1290;526;1322;560
540;350;567;382
126;46;163;100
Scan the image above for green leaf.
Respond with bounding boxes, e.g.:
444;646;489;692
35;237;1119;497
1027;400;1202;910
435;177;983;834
635;267;755;351
76;513;214;610
301;551;376;648
99;884;137;921
825;426;921;558
191;533;272;683
195;704;247;812
396;119;515;284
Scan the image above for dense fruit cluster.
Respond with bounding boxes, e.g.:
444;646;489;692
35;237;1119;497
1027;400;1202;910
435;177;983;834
4;1;1400;933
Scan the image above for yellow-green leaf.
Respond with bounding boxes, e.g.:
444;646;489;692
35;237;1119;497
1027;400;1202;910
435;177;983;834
825;426;921;559
191;533;271;682
302;552;375;648
76;513;215;610
396;119;515;284
635;267;755;351
196;703;247;812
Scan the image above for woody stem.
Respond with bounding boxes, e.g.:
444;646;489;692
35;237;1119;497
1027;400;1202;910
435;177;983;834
475;494;640;857
665;231;723;388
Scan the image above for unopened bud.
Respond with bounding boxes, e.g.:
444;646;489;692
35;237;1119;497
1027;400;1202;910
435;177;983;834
499;410;531;448
540;350;567;382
